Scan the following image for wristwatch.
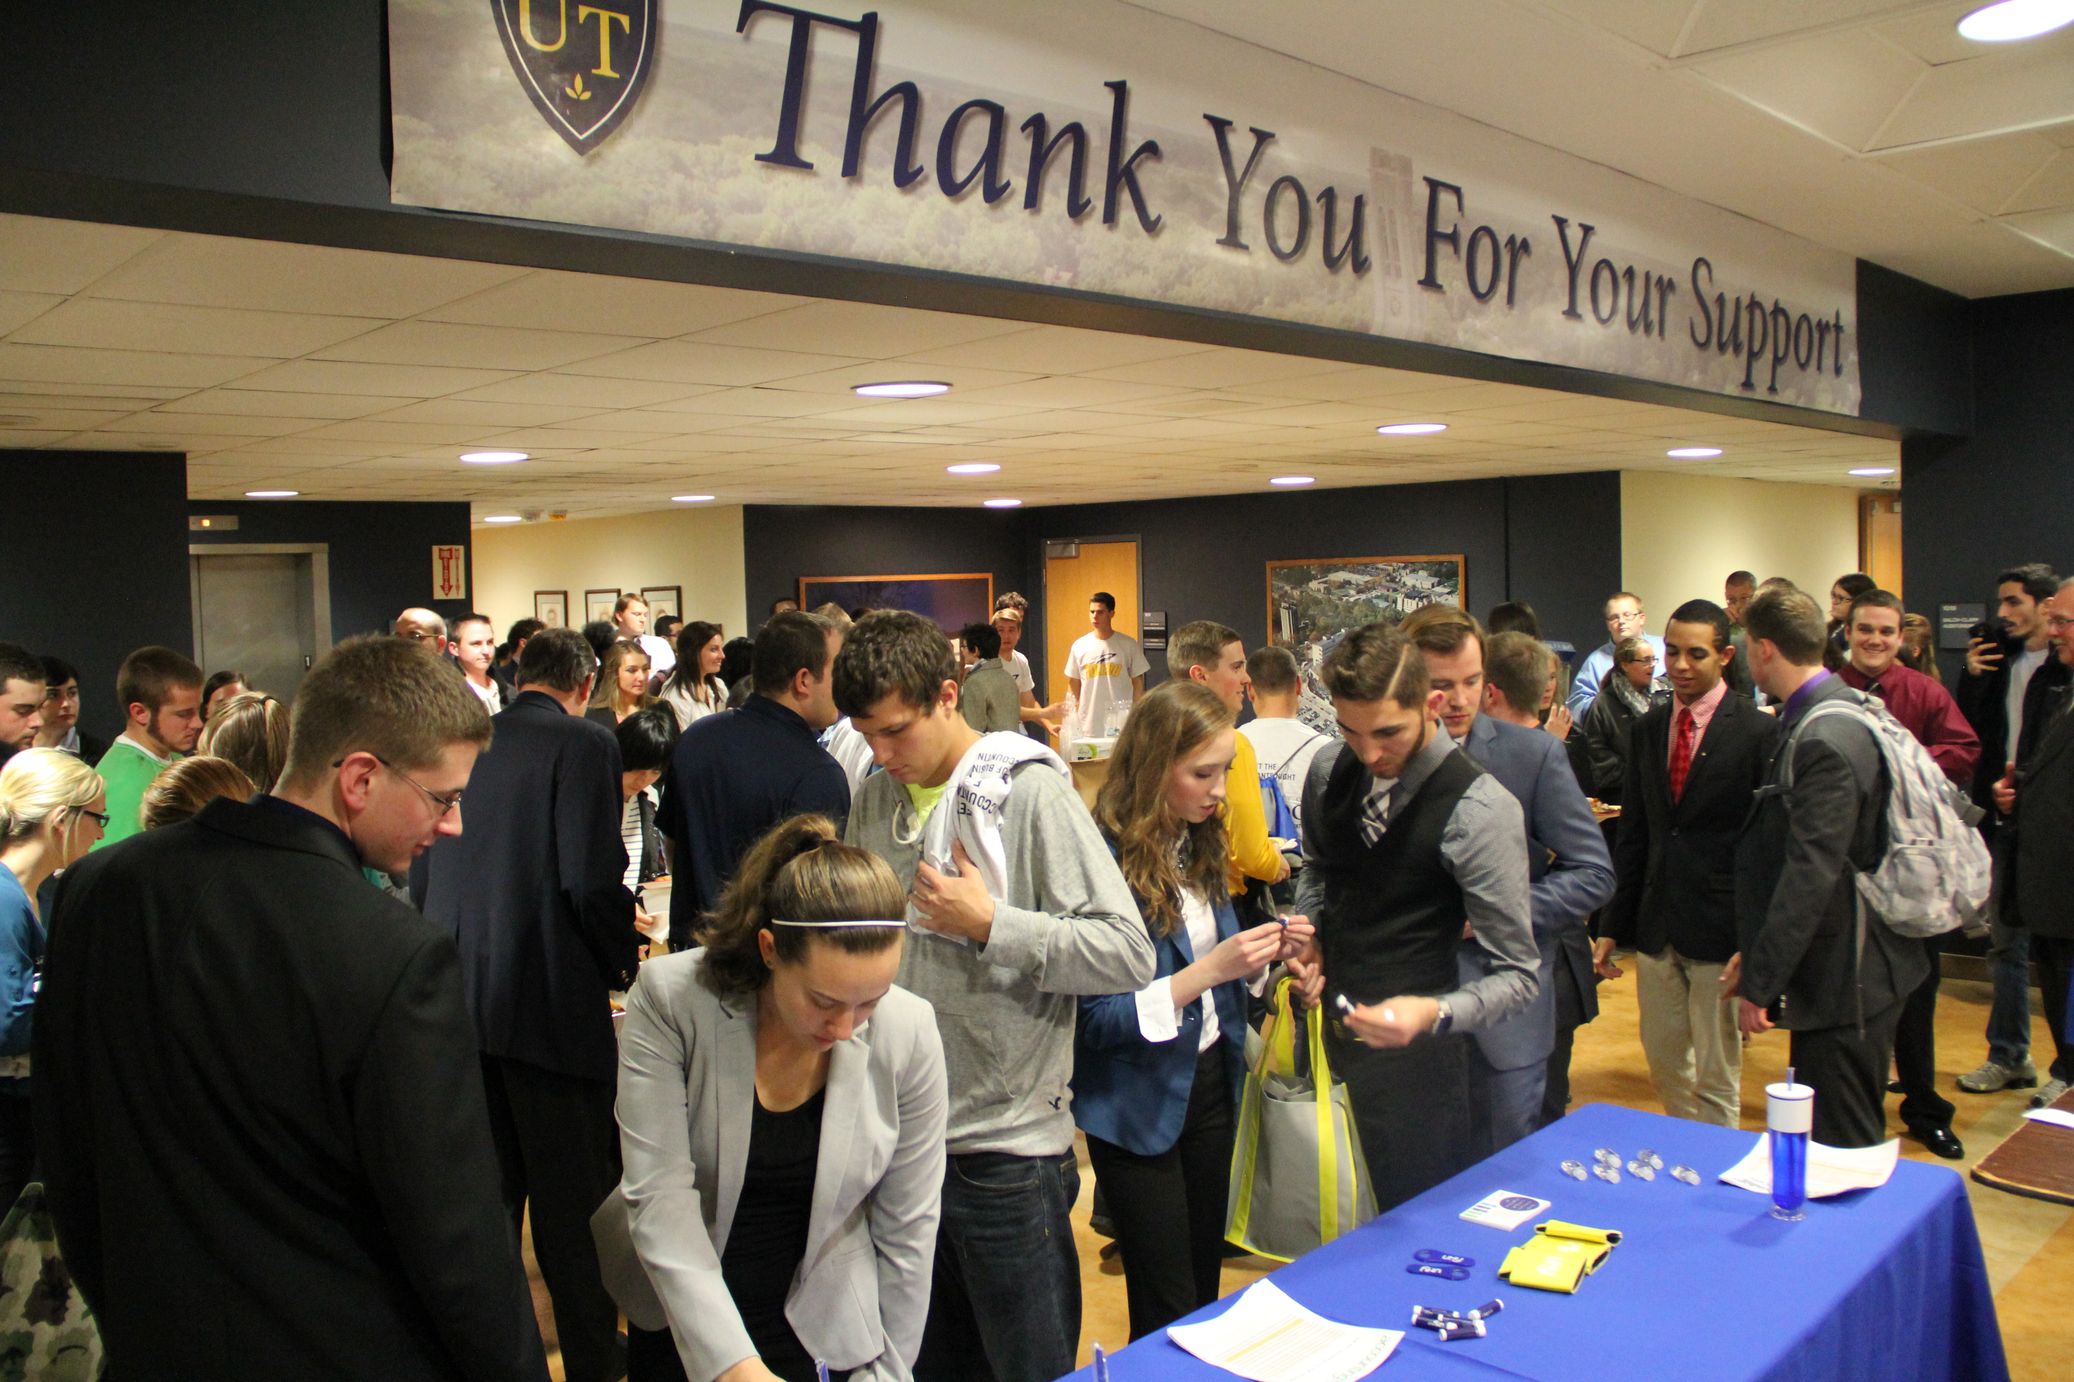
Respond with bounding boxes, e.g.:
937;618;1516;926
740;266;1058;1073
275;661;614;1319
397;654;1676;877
1430;998;1455;1036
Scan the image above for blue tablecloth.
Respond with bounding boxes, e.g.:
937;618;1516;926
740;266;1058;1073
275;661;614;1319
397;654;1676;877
1065;1103;2005;1381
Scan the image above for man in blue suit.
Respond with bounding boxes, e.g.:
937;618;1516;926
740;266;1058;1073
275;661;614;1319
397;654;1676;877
1403;606;1615;1154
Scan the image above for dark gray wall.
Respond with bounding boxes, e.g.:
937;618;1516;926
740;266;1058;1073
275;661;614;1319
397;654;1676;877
742;506;1030;632
1901;288;2074;639
2;452;193;744
187;500;477;642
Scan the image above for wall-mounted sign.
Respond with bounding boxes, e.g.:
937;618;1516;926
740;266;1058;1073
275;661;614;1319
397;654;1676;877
390;0;1859;414
432;544;467;600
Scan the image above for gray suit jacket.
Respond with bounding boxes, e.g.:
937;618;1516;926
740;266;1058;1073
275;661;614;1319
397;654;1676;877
594;951;948;1381
1457;715;1616;1070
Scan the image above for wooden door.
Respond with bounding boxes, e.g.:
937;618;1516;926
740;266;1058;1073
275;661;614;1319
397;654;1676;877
1042;539;1141;702
1860;493;1903;598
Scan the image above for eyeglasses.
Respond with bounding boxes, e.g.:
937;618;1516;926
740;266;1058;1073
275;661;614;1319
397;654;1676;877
2046;615;2074;631
75;808;110;828
335;754;464;814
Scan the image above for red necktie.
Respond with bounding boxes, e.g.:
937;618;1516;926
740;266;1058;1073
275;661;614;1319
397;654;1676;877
1669;707;1695;804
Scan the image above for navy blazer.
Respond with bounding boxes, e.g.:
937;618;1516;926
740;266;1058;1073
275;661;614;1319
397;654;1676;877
1073;886;1248;1157
1457;715;1616;1071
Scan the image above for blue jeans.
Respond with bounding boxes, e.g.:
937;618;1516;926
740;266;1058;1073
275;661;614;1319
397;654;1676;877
1987;918;2034;1070
915;1151;1082;1382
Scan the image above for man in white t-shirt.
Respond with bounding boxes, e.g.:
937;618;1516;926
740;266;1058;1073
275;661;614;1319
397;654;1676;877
991;594;1063;738
613;593;676;679
1238;644;1332;836
1062;591;1149;746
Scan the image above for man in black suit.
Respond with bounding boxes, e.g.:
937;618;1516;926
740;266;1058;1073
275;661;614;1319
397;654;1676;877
34;636;548;1381
1600;600;1779;1128
414;627;638;1382
1731;584;1927;1147
1997;577;2074;1111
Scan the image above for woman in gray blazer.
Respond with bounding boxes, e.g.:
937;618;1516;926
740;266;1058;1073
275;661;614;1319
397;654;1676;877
598;815;949;1382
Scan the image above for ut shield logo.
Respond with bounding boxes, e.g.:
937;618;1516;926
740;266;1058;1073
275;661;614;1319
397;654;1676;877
492;0;655;155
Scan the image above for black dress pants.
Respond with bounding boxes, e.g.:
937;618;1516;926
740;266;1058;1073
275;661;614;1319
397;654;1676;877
2034;935;2074;1086
1324;1027;1473;1213
1789;999;1905;1149
1893;935;1957;1133
1081;1045;1236;1341
481;1055;623;1382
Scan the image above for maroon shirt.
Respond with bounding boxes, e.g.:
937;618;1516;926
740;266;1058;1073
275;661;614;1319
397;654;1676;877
1838;661;1981;786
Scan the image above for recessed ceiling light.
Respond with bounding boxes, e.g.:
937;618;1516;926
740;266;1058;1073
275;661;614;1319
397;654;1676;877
853;381;951;399
946;462;1001;475
1270;475;1315;487
671;494;715;503
1666;447;1724;459
1377;422;1448;435
983;498;1022;508
1849;466;1897;477
1958;0;2074;42
243;489;299;498
482;514;524;524
460;450;529;465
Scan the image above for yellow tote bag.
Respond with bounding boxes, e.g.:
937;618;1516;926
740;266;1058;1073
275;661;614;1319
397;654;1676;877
1225;977;1377;1262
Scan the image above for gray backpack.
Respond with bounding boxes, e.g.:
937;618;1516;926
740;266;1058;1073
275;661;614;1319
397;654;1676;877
1778;694;1991;938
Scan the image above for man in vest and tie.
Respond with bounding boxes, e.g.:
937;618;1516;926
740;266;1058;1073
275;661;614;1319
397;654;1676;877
1289;623;1538;1210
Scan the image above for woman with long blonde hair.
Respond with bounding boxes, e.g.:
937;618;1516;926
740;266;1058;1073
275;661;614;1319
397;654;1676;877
1075;681;1308;1339
589;639;655;725
603;814;948;1382
0;748;106;1210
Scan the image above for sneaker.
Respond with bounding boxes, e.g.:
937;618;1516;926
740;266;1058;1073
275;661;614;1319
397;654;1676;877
1956;1059;2037;1093
2029;1077;2069;1109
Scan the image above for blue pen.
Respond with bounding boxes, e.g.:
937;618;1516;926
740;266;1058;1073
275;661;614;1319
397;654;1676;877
815;1362;830;1382
1092;1342;1110;1382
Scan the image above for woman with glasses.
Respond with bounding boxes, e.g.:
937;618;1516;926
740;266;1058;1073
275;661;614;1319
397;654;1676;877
599;813;947;1382
0;747;107;1211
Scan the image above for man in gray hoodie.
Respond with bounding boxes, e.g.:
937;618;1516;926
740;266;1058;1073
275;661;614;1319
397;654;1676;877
836;612;1154;1382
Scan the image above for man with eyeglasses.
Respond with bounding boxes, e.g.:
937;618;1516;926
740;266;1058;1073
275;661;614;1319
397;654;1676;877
392;607;448;648
1567;593;1667;718
34;655;109;765
413;625;639;1382
1994;579;2074;1115
35;635;551;1381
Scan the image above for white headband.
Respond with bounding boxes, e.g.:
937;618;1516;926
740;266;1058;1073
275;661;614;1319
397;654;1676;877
767;918;907;929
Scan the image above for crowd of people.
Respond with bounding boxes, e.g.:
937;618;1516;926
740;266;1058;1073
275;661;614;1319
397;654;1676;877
0;556;2062;1381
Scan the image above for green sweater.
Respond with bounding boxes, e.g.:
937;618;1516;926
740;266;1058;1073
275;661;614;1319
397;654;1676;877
94;737;174;847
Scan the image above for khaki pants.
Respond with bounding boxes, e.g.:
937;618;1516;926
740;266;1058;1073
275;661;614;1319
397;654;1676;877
1636;947;1743;1127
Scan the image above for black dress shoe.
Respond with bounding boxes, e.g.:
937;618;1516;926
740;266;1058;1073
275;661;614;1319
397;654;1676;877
1910;1125;1964;1160
1886;1079;1904;1094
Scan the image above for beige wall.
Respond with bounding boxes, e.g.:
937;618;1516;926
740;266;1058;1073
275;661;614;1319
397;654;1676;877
472;506;747;642
1619;471;1864;632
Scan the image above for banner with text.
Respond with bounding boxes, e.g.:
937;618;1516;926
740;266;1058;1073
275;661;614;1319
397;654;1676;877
390;0;1861;413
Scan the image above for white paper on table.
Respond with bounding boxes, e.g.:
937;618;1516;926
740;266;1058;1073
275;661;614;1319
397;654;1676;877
1717;1133;1900;1198
1165;1280;1401;1382
2021;1107;2074;1131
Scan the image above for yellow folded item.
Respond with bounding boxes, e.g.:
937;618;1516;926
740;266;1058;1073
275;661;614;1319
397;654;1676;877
1497;1219;1621;1294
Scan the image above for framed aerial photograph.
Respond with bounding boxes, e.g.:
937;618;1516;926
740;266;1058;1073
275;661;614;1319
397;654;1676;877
640;585;682;621
534;589;569;628
798;572;994;633
584;588;621;624
1266;554;1465;735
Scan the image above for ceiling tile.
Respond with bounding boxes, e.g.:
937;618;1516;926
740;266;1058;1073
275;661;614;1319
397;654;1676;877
1695;30;1924;150
2006;149;2074;215
311;320;649;371
88;234;528;316
111;412;330;437
0;291;64;336
1872;32;2074;150
365;398;609;428
297;420;504;446
641;387;856;418
426;270;803;337
689;299;1027;356
10;299;382;358
224;359;520;397
155;387;416;419
559;340;864;385
0;343;271;388
450;374;716;408
899;324;1214;374
1083;348;1355;388
0;215;162;294
744;361;1039;394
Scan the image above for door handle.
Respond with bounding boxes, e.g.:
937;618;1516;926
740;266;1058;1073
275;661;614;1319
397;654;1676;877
304;656;313;670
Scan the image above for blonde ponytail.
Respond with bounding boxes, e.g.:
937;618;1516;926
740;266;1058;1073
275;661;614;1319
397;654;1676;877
0;748;103;842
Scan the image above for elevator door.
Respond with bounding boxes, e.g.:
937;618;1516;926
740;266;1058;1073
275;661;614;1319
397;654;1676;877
189;547;330;703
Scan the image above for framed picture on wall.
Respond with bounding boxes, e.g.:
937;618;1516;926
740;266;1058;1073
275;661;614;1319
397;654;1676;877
640;585;682;622
1266;554;1465;735
585;588;621;624
534;590;569;629
798;572;994;633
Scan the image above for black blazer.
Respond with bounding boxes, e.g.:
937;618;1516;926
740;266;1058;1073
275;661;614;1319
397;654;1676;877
1957;652;2070;830
414;691;638;1083
2010;689;2074;940
1734;677;1928;1031
1605;690;1779;962
32;797;548;1382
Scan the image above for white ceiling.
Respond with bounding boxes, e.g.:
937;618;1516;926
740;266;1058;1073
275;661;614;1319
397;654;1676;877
0;214;1898;523
1145;0;2074;297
